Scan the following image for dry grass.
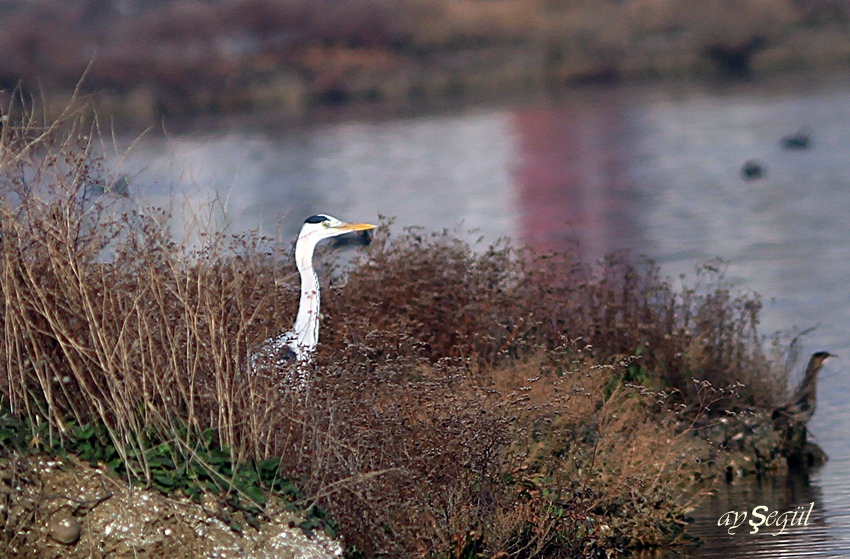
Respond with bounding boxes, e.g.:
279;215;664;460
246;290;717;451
0;96;287;469
0;101;790;557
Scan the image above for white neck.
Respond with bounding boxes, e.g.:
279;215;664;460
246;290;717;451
291;236;321;356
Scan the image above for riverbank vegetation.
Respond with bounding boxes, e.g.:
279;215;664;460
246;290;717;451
2;0;850;120
0;103;795;557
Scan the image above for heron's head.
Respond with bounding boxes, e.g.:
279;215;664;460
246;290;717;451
810;351;836;369
297;214;376;249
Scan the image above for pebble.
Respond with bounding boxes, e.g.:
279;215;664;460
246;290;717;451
48;514;82;545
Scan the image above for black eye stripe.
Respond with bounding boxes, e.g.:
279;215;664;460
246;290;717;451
305;214;329;224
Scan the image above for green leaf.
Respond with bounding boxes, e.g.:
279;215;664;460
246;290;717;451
154;473;177;488
201;428;215;447
73;423;95;440
243;484;266;505
258;457;281;476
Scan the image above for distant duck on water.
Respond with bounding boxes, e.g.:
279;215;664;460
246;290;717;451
780;129;812;150
741;159;764;180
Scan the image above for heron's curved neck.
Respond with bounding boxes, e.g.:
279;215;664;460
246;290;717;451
793;357;822;405
292;239;321;352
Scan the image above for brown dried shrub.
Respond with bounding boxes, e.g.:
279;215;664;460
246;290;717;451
0;103;786;557
326;224;784;409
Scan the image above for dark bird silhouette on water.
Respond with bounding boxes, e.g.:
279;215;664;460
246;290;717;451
741;159;764;180
772;351;835;468
780;130;812;150
705;37;766;77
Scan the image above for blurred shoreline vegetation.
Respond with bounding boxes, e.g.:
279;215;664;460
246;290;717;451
1;0;850;121
0;100;804;557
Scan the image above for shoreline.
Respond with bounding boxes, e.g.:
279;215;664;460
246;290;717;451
92;33;850;125
4;1;850;125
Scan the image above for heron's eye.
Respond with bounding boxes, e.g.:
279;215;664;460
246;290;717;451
322;221;330;228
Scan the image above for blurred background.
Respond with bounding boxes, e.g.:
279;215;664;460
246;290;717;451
3;1;850;557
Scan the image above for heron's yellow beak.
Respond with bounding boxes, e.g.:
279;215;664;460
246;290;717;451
336;222;376;232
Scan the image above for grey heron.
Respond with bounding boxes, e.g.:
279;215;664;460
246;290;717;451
252;214;376;381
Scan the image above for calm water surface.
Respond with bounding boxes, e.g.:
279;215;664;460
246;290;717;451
117;72;850;557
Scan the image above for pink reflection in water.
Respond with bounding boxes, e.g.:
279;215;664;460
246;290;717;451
510;98;642;259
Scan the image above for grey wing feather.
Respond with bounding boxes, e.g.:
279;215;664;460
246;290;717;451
251;331;298;370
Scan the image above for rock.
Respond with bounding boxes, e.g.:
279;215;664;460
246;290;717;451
48;512;81;545
698;352;834;477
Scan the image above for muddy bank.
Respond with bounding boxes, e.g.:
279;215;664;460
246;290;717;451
0;454;342;559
